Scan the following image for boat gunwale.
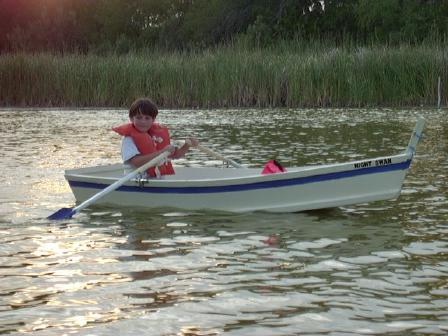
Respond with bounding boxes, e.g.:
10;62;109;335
65;151;412;189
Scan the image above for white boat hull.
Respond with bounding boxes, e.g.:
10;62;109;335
65;155;411;213
64;118;424;213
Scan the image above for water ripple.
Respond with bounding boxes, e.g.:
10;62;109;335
1;108;447;335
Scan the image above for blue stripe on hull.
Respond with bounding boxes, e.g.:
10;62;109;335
68;160;411;194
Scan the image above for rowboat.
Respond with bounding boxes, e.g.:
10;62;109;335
63;118;425;213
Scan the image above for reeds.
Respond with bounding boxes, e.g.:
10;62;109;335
1;43;446;108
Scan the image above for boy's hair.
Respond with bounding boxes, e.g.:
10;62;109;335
129;98;158;119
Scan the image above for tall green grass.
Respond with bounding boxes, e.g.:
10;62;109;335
0;43;446;108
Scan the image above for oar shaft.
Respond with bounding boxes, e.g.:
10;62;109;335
196;144;244;168
72;151;170;214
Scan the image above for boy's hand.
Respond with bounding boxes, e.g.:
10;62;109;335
164;144;177;155
185;137;199;147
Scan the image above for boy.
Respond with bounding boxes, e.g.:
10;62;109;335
113;98;199;177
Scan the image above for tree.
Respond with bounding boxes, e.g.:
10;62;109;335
0;0;447;53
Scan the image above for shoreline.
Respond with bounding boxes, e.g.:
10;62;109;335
1;45;446;108
0;106;444;112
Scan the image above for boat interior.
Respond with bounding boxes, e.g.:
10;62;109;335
65;150;409;182
65;163;313;180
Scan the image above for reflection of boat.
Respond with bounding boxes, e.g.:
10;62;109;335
65;118;425;213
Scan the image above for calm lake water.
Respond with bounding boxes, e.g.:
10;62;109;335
0;108;447;335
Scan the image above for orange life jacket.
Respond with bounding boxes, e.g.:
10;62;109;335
112;122;175;177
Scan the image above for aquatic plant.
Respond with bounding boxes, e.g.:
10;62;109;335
0;43;446;108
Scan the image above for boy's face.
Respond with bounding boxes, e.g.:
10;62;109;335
131;113;154;133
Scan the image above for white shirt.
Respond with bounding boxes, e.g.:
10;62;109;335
121;136;173;179
121;137;154;178
121;136;140;163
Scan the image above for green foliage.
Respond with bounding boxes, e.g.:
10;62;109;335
1;43;446;108
0;0;447;53
1;0;447;109
356;0;448;43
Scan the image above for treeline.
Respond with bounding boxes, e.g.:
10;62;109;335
1;0;447;53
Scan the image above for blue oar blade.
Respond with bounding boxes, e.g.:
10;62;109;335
47;207;75;220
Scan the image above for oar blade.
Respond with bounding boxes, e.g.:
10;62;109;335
47;207;75;220
47;151;170;220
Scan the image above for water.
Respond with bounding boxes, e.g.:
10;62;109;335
0;108;447;335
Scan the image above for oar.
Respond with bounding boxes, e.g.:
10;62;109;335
48;151;170;220
196;144;244;168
